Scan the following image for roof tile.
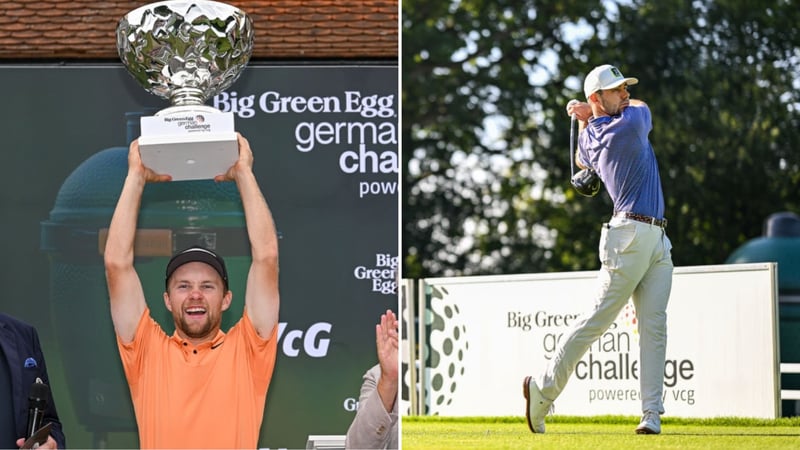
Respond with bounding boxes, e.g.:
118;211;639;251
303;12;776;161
0;0;397;60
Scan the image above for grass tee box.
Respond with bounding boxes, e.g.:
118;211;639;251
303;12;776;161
403;263;780;419
401;416;800;450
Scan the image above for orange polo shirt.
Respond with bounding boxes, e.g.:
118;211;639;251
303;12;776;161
117;307;278;449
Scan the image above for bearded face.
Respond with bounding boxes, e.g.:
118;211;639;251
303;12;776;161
164;261;231;343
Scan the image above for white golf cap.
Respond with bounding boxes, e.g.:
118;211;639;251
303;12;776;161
583;64;638;98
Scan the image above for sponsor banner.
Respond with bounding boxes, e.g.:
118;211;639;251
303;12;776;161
212;78;398;200
401;263;779;418
354;252;399;296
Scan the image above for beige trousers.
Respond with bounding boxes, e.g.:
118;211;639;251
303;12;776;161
540;216;673;414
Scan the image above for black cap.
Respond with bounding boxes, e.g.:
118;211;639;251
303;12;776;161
165;246;229;290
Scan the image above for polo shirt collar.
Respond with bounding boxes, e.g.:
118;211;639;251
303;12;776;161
170;329;226;350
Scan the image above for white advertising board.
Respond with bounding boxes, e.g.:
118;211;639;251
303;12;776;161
404;263;779;418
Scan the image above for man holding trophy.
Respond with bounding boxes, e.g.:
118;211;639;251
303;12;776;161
105;2;280;448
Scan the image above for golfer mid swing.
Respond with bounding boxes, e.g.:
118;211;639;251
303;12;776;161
523;64;673;435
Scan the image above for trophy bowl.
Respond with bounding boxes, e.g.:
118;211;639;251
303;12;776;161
117;0;254;117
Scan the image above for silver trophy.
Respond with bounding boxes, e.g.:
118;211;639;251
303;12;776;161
117;0;254;180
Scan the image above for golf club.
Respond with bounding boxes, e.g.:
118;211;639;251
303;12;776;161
568;100;601;197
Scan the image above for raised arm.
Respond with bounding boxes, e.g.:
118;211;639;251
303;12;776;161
375;310;398;412
104;140;171;343
216;133;280;339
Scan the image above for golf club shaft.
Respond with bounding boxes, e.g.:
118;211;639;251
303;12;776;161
569;114;577;178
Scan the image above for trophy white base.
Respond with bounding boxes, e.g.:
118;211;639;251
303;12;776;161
138;133;238;181
139;112;238;181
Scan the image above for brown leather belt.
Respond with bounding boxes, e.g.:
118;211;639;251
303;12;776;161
613;212;668;228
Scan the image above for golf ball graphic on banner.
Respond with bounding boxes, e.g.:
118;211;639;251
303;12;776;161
426;286;469;412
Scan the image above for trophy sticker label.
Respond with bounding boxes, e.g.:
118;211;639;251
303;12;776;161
141;113;234;137
165;115;211;133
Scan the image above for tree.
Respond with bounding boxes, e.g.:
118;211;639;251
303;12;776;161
402;0;800;279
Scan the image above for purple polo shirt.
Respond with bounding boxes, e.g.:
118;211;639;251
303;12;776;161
577;103;665;219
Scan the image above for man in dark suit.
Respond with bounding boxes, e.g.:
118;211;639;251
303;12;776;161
0;313;65;449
